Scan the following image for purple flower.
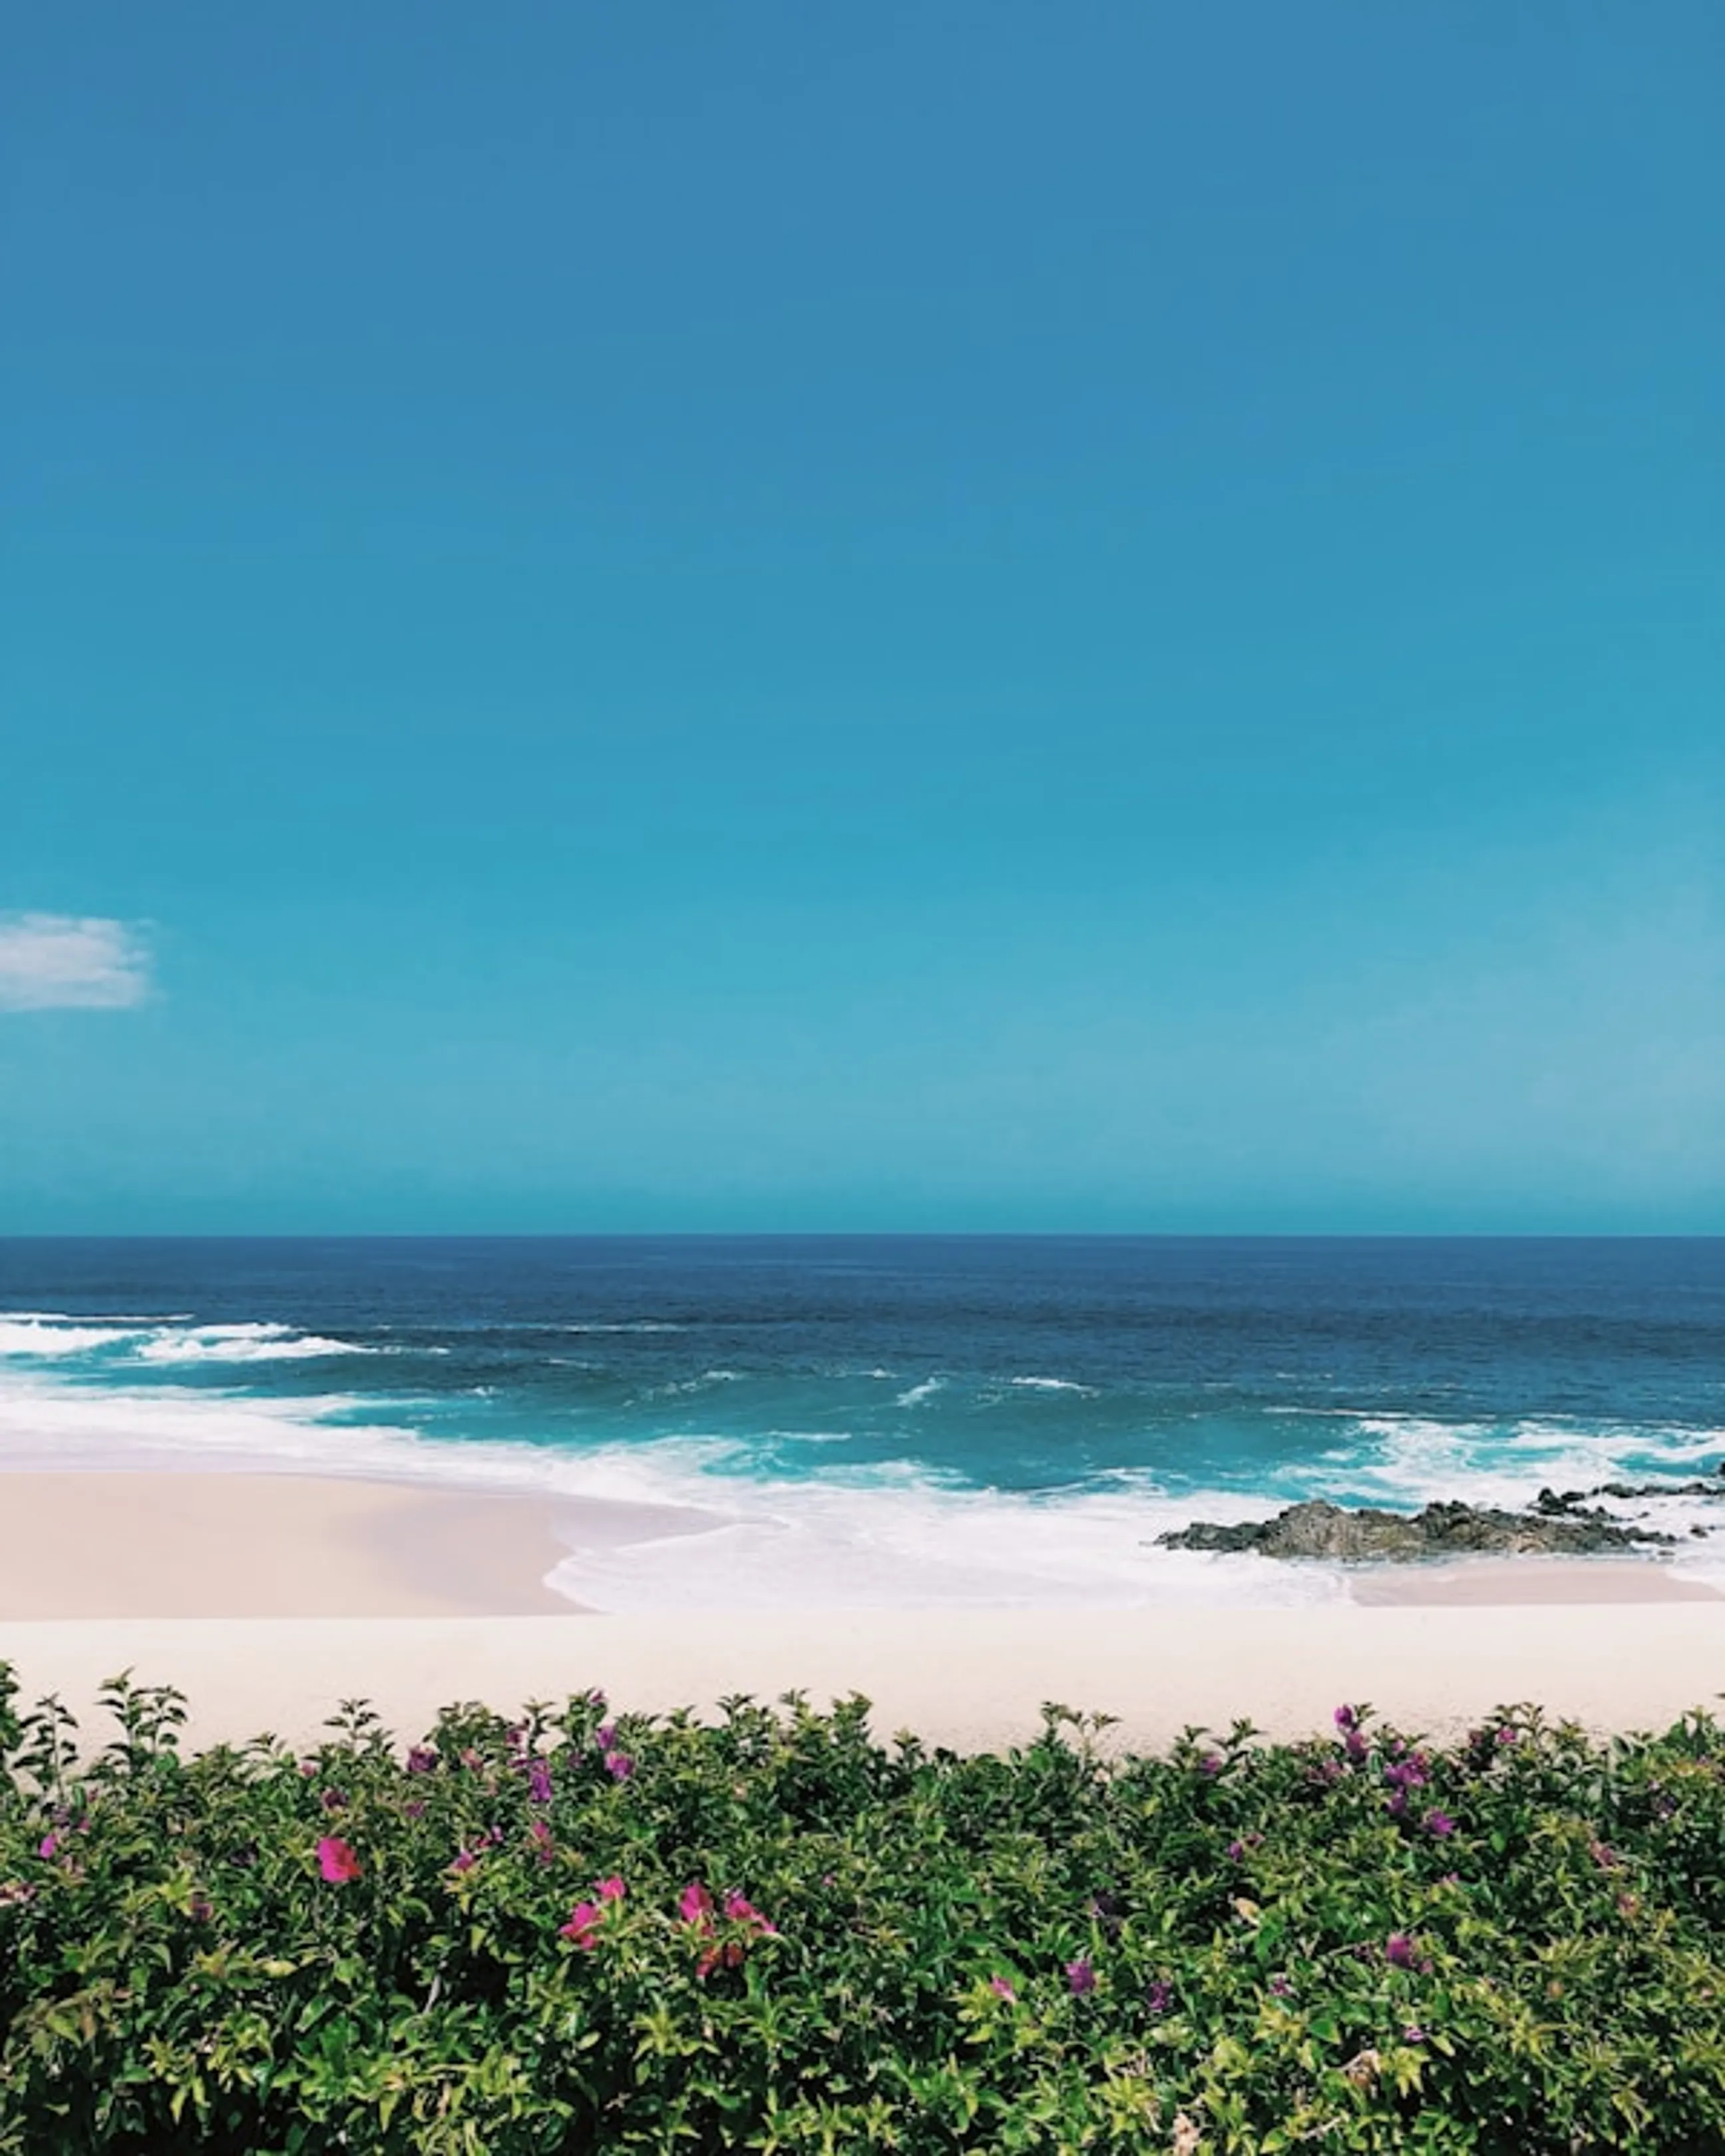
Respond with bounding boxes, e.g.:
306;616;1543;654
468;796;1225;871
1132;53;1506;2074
1344;1729;1369;1763
1334;1705;1358;1732
529;1820;554;1860
1066;1958;1096;1996
1145;1978;1173;2015
1495;1725;1519;1747
528;1757;554;1805
1197;1753;1223;1778
402;1800;427;1820
595;1723;617;1752
604;1749;635;1782
1384;1756;1429;1791
450;1848;479;1874
1226;1839;1245;1861
406;1745;438;1775
319;1788;347;1813
1385;1932;1420;1970
1268;1974;1292;1998
990;1976;1017;2001
1424;1809;1456;1838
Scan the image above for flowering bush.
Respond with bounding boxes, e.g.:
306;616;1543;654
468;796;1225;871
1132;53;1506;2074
3;1666;1725;2151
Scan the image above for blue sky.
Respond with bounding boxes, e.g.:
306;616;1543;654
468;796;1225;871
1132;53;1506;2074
3;3;1720;1232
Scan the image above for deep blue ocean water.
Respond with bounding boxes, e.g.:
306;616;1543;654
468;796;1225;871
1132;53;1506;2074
3;1238;1722;1608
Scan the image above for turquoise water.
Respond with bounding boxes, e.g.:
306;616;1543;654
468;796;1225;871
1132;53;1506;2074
2;1237;1722;1608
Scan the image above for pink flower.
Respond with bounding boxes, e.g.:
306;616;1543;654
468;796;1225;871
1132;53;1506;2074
1066;1957;1097;1996
402;1800;427;1820
595;1723;617;1751
560;1900;602;1949
317;1837;361;1885
527;1758;554;1805
529;1820;555;1859
723;1890;775;1930
297;1759;319;1778
37;1833;59;1861
678;1881;715;1924
450;1849;479;1874
990;1976;1017;2001
597;1873;626;1902
405;1745;437;1775
1424;1809;1456;1838
604;1750;635;1781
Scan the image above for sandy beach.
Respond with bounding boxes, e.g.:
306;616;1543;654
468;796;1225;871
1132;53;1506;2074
2;1471;1724;1757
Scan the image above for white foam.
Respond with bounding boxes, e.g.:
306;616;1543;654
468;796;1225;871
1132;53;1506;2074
895;1377;944;1407
1008;1376;1096;1395
0;1318;150;1357
134;1324;372;1365
0;1312;371;1367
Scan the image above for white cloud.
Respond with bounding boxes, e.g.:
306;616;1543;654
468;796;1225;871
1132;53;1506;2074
0;914;154;1011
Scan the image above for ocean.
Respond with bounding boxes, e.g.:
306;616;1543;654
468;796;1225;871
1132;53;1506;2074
2;1236;1722;1610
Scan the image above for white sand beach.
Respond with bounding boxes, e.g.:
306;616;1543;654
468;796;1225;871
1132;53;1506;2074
2;1471;1724;1759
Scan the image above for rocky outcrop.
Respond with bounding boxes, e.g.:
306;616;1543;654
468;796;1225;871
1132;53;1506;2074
1157;1497;1673;1562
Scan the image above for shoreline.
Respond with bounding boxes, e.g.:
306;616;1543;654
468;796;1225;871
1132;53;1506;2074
0;1469;1718;1620
0;1470;1722;1753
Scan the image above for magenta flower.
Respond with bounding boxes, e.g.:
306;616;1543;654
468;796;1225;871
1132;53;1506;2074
597;1873;627;1902
1334;1705;1358;1733
405;1745;437;1775
1268;1974;1292;1999
1495;1725;1519;1747
1424;1809;1456;1838
297;1759;319;1778
527;1758;554;1805
529;1820;554;1859
317;1837;361;1885
604;1750;635;1781
560;1900;602;1950
1384;1932;1420;1969
37;1833;59;1861
723;1890;778;1933
595;1723;617;1752
679;1881;715;1924
450;1848;479;1874
1066;1958;1096;1996
1197;1753;1223;1777
1145;1978;1173;2014
990;1976;1017;2002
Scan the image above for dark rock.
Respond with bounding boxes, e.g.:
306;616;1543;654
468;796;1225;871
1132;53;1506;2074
1156;1497;1672;1562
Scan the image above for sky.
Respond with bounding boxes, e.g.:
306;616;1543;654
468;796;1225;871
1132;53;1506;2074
2;3;1721;1234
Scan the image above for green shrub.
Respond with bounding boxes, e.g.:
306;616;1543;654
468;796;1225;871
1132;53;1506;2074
3;1663;1724;2152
